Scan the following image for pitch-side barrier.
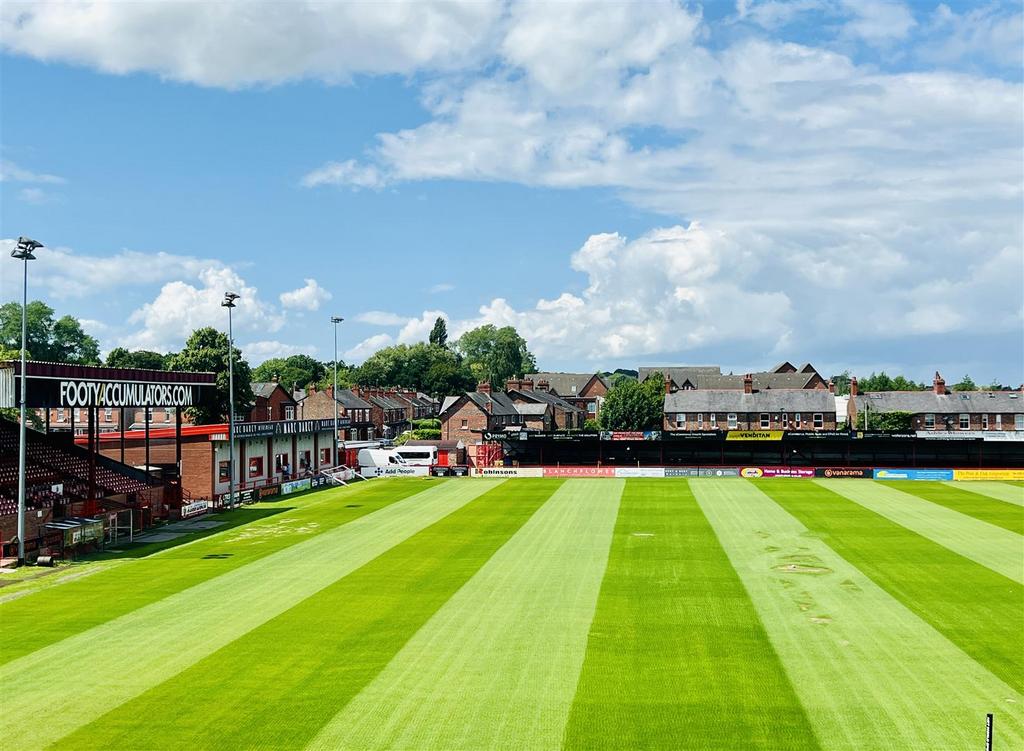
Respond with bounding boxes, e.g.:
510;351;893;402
467;466;1024;481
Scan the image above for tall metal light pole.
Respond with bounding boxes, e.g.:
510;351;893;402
331;316;344;466
222;292;240;508
11;237;42;565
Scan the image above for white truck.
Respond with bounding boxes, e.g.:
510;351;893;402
357;448;429;478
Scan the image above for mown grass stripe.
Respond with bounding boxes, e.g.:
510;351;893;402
758;480;1024;694
0;479;431;665
692;479;1024;751
564;479;819;750
307;478;623;751
817;479;1024;584
949;481;1024;507
52;479;562;751
887;481;1024;534
0;479;504;751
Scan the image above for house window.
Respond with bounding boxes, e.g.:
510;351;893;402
104;407;112;422
461;419;468;429
760;413;770;429
996;414;1002;429
219;460;230;482
248;457;263;478
275;453;291;474
1014;414;1024;431
781;412;788;427
924;413;935;429
982;414;989;430
320;448;332;466
727;413;738;429
676;413;685;428
710;413;717;428
285;406;295;421
813;413;824;429
959;414;970;430
587;402;597;414
794;413;801;429
164;408;172;423
300;450;311;469
697;413;703;428
146;407;154;422
57;408;65;422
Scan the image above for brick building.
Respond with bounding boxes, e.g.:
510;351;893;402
248;381;298;422
641;361;827;391
297;385;375;442
523;372;610;419
663;374;837;431
848;372;1024;432
440;381;585;445
505;380;586;430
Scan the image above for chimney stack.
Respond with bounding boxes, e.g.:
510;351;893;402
849;377;858;397
478;381;492;394
933;371;946;395
537;379;550;392
828;379;835;394
308;382;317;394
743;373;753;394
326;385;334;399
271;374;279;384
664;377;672;395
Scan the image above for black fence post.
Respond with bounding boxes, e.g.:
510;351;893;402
986;713;993;751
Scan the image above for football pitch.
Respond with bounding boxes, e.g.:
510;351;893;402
1;477;1022;750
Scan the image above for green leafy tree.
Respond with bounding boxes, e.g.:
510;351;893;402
167;327;253;425
857;371;926;392
830;371;851;396
455;324;536;386
951;374;977;391
252;354;326;392
0;301;100;364
428;317;448;347
105;347;168;370
598;372;664;430
859;410;915;431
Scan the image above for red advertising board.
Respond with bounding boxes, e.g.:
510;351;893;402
543;466;617;477
740;466;815;478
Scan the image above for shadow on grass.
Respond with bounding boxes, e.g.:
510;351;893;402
86;506;292;562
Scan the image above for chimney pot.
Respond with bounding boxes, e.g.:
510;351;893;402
828;379;835;394
933;371;946;395
743;373;753;394
850;377;858;397
478;381;492;394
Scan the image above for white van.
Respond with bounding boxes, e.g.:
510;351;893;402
394;445;438;467
357;448;428;477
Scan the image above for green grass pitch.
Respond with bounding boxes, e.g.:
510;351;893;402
1;477;1021;750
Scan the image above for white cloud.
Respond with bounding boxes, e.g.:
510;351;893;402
918;4;1023;69
0;159;65;184
279;278;331;311
355;311;410;326
242;340;318;365
18;187;50;204
121;265;285;353
839;0;916;44
301;160;386;190
344;333;395;362
429;283;455;293
0;1;502;88
397;311;448;344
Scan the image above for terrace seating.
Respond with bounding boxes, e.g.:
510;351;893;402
0;418;159;518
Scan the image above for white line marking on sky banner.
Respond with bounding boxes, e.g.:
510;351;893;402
307;478;624;751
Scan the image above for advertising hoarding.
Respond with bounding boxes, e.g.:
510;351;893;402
740;466;815;478
873;468;955;481
472;467;545;478
543;466;616;477
815;467;873;479
281;478;312;496
726;431;784;441
613;467;666;478
952;469;1024;481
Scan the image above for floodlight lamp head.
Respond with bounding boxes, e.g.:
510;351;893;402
12;236;43;260
331;316;344;324
222;292;240;308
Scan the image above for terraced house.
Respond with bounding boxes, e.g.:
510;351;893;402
847;372;1024;432
663;374;837;432
440;381;585;443
523;372;610;419
641;361;827;391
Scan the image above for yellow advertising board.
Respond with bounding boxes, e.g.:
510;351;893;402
726;430;784;441
953;469;1024;481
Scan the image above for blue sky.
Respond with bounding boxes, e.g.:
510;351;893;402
1;1;1021;384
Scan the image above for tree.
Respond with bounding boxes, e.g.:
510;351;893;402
455;324;536;386
252;354;326;392
598;373;664;430
0;300;100;364
859;410;914;431
166;327;253;425
856;371;926;392
352;343;474;397
428;317;448;347
951;374;977;391
105;347;168;370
